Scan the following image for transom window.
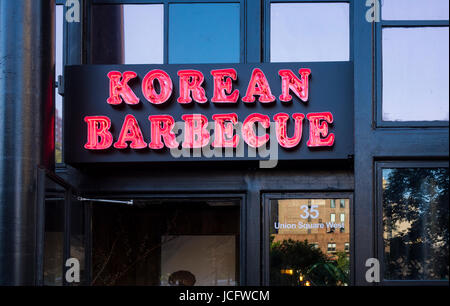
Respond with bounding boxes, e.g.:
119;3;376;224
268;1;351;62
378;0;449;125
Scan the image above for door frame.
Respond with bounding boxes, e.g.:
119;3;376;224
261;191;355;286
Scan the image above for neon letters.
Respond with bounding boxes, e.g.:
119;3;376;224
87;68;335;151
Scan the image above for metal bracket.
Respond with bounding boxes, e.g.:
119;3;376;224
77;196;133;205
56;75;64;96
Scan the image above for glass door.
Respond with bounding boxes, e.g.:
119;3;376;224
262;193;353;286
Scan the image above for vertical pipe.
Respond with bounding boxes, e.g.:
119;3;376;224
90;4;124;64
0;0;55;285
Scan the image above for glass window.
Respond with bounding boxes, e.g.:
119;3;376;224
168;3;240;64
382;0;449;21
70;201;85;285
382;27;449;121
270;3;349;62
382;167;449;280
340;199;345;208
43;178;65;285
269;198;350;286
344;243;349;252
330;199;336;208
330;213;336;223
340;213;345;223
327;243;336;253
92;199;240;286
124;5;164;64
55;4;63;163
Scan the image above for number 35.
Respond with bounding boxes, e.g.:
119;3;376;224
300;205;319;219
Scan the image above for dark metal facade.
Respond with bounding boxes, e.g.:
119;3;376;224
0;0;448;286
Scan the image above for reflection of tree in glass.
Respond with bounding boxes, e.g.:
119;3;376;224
92;210;179;285
270;237;349;286
383;168;449;280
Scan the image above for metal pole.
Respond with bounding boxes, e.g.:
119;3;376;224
90;4;124;64
0;0;55;285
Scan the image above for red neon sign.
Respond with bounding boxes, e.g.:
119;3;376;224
142;69;173;105
107;71;140;105
84;67;337;152
211;69;239;103
177;70;208;104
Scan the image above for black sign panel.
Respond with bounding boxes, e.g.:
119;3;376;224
64;62;353;164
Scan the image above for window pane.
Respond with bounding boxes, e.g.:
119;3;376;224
92;200;240;285
382;168;449;280
382;27;449;121
169;3;240;64
382;0;449;20
70;200;85;285
270;3;349;62
124;5;163;64
270;199;350;286
55;5;63;163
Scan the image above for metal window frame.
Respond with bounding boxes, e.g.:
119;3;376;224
90;0;262;64
55;0;261;168
263;0;355;63
375;160;449;286
261;192;355;286
84;193;247;285
55;0;84;168
375;7;450;128
36;167;79;286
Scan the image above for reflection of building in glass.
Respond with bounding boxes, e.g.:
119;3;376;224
55;109;62;163
55;109;62;145
273;199;350;258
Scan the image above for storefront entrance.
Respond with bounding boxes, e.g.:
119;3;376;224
82;192;353;286
40;163;355;286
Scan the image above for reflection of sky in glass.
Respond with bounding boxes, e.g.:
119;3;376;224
382;0;449;20
270;3;349;62
124;5;164;64
168;3;240;64
382;27;449;121
55;5;63;120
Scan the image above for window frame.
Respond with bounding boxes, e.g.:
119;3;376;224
375;6;450;127
55;1;65;167
86;193;246;285
263;0;354;63
57;0;261;167
327;242;337;253
330;213;336;222
330;199;336;208
262;192;354;286
92;0;259;64
37;167;82;286
375;160;450;286
55;0;83;169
